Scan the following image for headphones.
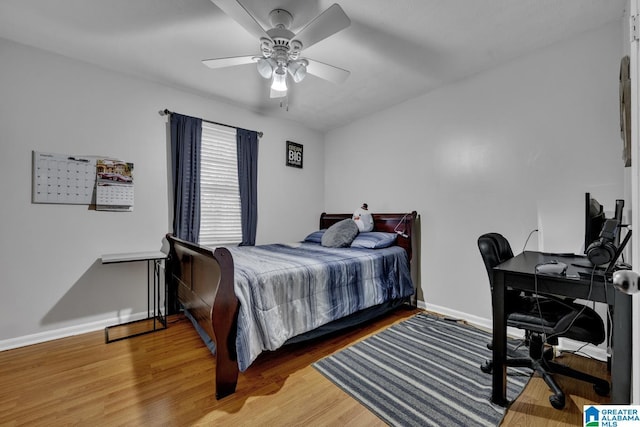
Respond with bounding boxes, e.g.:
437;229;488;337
586;219;619;266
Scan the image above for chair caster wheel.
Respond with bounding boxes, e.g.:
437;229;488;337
594;382;610;396
481;360;493;374
549;394;565;410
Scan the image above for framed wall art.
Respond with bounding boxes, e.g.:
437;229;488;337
286;141;303;169
619;55;631;167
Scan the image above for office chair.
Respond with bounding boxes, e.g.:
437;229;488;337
477;233;610;409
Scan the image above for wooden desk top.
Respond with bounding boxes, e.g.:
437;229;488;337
101;251;167;264
493;251;613;302
495;251;596;276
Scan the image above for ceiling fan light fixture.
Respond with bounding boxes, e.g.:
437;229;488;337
256;57;274;79
204;3;351;100
270;87;287;99
288;59;308;83
271;66;288;92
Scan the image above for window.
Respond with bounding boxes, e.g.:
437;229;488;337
199;122;242;246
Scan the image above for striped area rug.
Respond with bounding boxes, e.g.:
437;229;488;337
313;312;531;427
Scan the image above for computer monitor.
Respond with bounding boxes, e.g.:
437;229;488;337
613;199;625;247
584;192;605;255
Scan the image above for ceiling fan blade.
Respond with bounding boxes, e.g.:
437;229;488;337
210;0;271;41
305;58;350;84
291;4;350;50
202;55;257;69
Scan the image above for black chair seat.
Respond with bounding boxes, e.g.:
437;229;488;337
507;296;605;345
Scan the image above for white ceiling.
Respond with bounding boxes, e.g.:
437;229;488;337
0;0;628;132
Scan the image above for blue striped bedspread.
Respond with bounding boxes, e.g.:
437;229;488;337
226;242;414;371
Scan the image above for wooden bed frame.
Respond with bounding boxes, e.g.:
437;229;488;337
165;211;419;399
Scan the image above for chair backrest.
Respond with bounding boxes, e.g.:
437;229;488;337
477;233;514;287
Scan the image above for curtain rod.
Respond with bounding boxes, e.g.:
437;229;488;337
161;109;263;138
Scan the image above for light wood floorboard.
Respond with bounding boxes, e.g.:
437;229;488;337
0;310;609;426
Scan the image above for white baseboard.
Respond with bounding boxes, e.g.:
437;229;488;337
423;301;494;331
1;302;610;364
0;311;149;352
422;301;608;362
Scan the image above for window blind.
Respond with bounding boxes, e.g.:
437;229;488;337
199;122;242;246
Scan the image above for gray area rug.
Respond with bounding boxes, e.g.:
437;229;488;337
313;312;531;426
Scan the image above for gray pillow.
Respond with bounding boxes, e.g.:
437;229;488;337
321;219;359;248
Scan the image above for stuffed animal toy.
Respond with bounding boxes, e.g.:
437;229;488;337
352;203;374;232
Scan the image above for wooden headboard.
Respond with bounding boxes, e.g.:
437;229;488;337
319;211;418;262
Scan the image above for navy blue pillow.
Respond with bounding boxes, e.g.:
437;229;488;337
351;232;398;249
303;230;325;243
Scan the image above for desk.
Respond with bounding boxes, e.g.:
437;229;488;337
492;251;631;405
102;251;167;343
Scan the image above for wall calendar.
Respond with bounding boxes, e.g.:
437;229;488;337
95;159;134;211
32;151;97;204
32;151;134;211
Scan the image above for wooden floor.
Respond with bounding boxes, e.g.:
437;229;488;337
0;309;610;426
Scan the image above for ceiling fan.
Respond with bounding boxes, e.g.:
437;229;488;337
203;1;351;99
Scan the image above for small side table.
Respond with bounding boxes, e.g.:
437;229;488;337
101;251;168;343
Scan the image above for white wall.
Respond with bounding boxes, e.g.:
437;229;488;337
0;38;324;348
324;22;626;325
0;20;627;349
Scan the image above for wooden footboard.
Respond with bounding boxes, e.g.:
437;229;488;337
165;211;419;400
165;234;240;399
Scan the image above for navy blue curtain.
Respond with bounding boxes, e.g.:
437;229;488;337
170;113;202;243
237;129;258;246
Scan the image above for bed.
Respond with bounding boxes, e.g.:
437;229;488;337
165;211;419;399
